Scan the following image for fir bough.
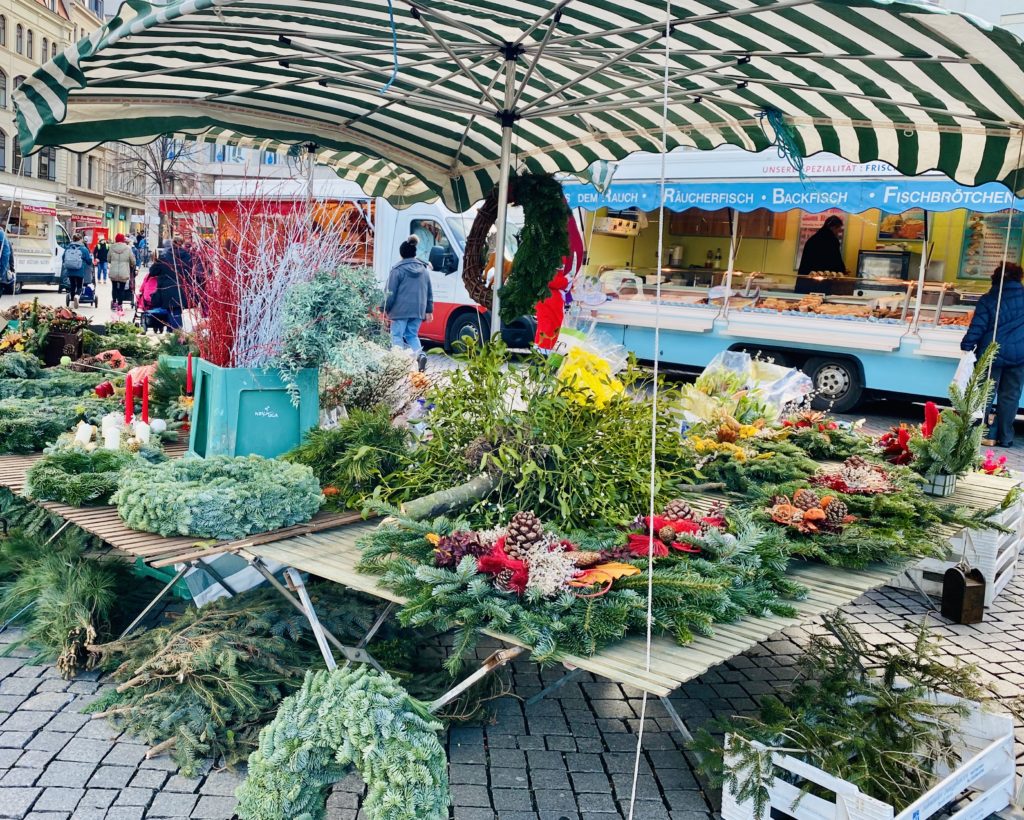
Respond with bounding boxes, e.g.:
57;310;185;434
910;344;995;477
236;666;449;820
26;448;138;506
0;352;43;379
0;396;119;454
284;407;410;510
694;615;985;817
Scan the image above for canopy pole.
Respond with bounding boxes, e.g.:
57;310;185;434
721;208;739;317
910;212;930;333
491;56;517;341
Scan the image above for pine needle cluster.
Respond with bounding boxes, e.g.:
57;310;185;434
694;615;985;818
284;407;411;510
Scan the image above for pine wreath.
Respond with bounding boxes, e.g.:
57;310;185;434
462;173;569;322
26;448;138;506
235;666;449;820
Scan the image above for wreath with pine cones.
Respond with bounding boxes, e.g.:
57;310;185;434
462;173;570;322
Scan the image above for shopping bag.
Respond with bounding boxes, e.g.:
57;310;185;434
951;350;977;393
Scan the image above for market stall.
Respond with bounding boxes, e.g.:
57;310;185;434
563;148;1024;407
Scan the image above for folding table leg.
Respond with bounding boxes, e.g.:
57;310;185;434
119;564;190;639
901;569;936;610
659;696;694;743
197;560;238;597
525;666;584;706
428;647;523;714
285;568;336;670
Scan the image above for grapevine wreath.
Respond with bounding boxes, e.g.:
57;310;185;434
462;172;569;322
235;666;449;820
113;455;323;539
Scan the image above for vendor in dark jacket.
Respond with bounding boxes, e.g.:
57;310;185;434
796;215;846;294
961;262;1024;447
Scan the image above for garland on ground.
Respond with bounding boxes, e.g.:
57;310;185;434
0;352;42;379
26;448;138;506
0;370;107;400
113;456;323;539
86;586;396;775
235;666;449;820
694;615;985;818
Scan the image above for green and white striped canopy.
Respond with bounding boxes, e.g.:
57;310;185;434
15;0;1024;208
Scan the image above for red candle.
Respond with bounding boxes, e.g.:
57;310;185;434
186;353;193;395
142;377;150;424
124;374;133;424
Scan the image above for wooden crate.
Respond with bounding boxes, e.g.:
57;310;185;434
723;695;1015;820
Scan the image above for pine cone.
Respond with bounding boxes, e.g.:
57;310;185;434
793;488;821;511
493;568;515;591
663;499;695;522
845;455;870;470
658;525;677;544
824;499;849;529
568;551;604;567
505;511;544;560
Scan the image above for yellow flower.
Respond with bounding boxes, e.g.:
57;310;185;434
425;533;441;546
557;348;624;409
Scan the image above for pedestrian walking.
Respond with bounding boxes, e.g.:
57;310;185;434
384;235;433;372
0;226;13;294
61;234;93;309
961;262;1024;447
94;238;110;282
108;233;136;312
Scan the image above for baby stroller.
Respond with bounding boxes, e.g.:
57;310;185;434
63;265;97;307
132;272;181;333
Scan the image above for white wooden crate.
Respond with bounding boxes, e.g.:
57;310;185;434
891;497;1023;607
723;696;1015;820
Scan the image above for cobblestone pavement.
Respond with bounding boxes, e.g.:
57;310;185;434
2;398;1024;819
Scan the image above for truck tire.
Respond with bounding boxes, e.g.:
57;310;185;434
446;310;490;353
804;356;864;413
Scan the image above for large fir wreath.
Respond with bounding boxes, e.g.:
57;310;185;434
113;455;323;539
235;666;449;820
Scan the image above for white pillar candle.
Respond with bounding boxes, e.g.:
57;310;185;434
74;421;95;446
101;414;122;451
134;421;151;445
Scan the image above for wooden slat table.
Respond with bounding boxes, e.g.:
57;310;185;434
0;450;362;569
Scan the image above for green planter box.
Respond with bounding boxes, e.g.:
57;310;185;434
159;354;187;370
188;359;319;458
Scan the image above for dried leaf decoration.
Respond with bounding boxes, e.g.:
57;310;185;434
569;562;641;596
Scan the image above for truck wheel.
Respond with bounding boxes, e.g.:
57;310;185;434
805;357;863;413
446;311;490;353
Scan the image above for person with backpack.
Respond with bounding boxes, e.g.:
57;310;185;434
62;234;93;309
0;227;12;294
94;238;110;282
108;233;136;311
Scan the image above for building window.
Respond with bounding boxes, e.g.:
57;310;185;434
0;130;6;173
41;38;47;62
13;136;30;176
26;30;33;60
87;156;95;188
0;71;6;109
73;27;78;43
0;16;6;48
37;146;55;181
76;153;83;187
16;25;23;55
51;43;56;59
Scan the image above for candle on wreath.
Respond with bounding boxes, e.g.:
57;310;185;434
124;374;133;424
142;377;150;424
186;353;193;395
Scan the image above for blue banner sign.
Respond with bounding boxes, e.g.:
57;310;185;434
563;178;1024;215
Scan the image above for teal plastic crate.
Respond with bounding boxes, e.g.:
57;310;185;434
131;557;192;599
188;359;319;458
